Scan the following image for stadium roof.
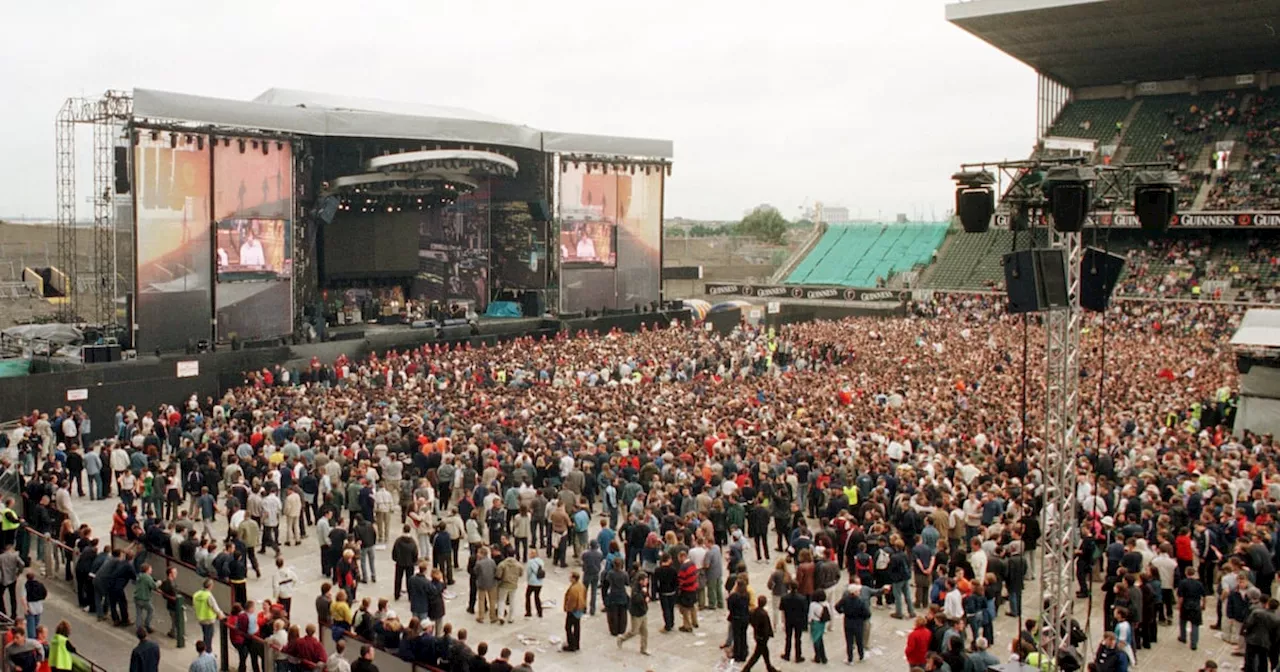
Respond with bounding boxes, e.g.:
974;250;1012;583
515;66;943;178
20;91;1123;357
946;0;1280;89
130;88;673;159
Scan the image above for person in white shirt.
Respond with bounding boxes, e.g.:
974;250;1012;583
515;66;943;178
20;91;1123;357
271;556;298;616
260;489;282;554
968;538;988;583
575;234;597;261
943;580;964;620
239;231;266;267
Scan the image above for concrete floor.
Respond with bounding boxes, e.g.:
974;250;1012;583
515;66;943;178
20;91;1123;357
42;495;1240;672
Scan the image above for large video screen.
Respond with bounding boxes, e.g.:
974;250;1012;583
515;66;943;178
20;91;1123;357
559;164;617;266
212;139;293;342
323;211;422;278
134;132;212;351
559;163;663;311
615;168;663;307
412;186;490;310
216;218;290;279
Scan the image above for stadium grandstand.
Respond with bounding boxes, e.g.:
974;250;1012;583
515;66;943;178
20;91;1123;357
766;1;1279;303
922;0;1280;301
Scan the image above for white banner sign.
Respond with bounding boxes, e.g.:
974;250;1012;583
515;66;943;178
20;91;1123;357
176;360;200;378
66;388;88;402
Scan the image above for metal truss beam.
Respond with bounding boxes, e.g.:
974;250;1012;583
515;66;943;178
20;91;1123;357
55;91;132;325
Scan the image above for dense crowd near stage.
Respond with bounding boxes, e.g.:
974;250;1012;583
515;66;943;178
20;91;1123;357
3;293;1273;672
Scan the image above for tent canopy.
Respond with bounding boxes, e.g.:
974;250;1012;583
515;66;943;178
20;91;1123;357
1230;309;1280;350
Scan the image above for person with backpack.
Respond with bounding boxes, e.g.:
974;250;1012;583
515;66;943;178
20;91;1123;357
807;589;832;665
834;583;871;663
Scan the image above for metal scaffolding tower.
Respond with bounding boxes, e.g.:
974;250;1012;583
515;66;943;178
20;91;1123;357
954;157;1176;666
53;91;132;325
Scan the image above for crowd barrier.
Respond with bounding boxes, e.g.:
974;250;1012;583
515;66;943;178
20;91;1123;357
110;533;234;614
4;526;149;672
315;627;442;672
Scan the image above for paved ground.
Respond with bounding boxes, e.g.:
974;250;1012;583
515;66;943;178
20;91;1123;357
37;494;1241;672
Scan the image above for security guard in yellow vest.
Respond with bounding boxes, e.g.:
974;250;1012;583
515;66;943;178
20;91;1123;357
192;578;224;653
50;621;75;672
0;498;19;550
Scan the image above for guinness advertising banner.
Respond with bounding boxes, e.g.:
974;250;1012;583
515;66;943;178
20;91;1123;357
993;211;1280;229
705;283;906;303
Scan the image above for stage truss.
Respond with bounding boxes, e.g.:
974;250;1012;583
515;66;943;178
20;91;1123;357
54;90;132;325
957;156;1176;663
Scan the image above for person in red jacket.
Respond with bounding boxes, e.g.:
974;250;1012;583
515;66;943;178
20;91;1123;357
281;623;327;666
1174;527;1195;580
905;616;932;669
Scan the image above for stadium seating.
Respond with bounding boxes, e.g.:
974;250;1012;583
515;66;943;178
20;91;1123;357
785;222;948;287
1123;91;1243;164
924;227;1049;290
1045;97;1133;143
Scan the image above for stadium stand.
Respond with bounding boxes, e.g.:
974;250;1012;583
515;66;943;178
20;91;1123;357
1044;97;1130;143
784;222;947;287
924;225;1278;300
1122;91;1242;165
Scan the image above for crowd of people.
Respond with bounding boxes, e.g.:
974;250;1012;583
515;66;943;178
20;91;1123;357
0;292;1273;672
1112;236;1278;302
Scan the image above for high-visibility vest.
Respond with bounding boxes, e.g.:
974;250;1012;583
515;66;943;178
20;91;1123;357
0;508;18;532
194;589;216;622
49;633;72;670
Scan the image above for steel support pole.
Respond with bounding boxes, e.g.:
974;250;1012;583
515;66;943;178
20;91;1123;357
1038;226;1083;664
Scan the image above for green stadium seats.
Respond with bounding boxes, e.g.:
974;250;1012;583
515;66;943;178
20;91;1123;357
785;222;949;287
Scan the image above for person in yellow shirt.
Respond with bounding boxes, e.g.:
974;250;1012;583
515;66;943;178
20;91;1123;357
330;589;354;640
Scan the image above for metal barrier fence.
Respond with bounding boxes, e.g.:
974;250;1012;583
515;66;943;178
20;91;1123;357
0;537;115;672
110;534;234;618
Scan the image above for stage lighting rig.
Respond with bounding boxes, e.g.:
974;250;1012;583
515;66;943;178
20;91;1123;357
952;170;996;233
1133;169;1179;234
1041;165;1095;232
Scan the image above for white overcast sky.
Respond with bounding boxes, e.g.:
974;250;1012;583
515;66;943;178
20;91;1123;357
1;0;1036;222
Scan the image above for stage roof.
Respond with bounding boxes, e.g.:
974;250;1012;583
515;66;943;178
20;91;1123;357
1231;308;1280;350
131;88;673;159
945;0;1280;88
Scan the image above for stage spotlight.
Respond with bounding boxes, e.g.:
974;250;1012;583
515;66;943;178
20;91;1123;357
277;141;284;151
238;139;246;154
223;138;230;147
1133;169;1179;235
955;188;994;233
262;141;269;156
665;164;672;176
1041;165;1095;232
184;134;192;145
150;130;159;142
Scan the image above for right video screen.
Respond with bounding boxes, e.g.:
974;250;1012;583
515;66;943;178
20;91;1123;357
558;163;617;266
